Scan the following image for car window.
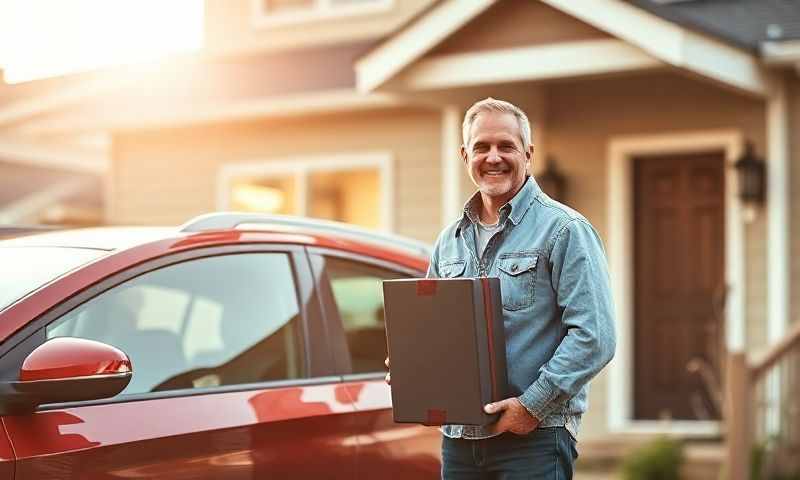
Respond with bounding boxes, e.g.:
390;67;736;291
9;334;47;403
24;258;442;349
324;257;411;374
47;253;304;395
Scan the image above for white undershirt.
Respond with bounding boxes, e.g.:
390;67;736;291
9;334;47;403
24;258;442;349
476;220;502;259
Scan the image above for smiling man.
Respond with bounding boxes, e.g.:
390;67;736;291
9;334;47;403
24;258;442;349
428;98;616;479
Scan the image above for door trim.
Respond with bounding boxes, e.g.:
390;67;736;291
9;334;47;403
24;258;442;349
606;129;745;435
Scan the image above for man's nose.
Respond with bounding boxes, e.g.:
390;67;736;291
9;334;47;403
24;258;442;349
486;146;502;162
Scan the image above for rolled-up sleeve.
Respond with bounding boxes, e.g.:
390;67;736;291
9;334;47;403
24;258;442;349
518;219;617;420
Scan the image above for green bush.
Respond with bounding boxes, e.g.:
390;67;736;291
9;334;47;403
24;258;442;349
770;475;800;480
621;436;685;480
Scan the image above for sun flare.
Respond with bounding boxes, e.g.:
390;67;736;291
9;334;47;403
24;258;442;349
0;0;204;84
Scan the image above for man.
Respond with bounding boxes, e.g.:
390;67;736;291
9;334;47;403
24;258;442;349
388;98;616;479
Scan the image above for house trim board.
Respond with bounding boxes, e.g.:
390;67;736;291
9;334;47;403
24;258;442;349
396;39;663;91
606;129;745;433
441;105;463;226
0;76;129;128
216;152;395;232
539;0;768;96
355;0;498;92
761;40;800;65
17;89;407;136
356;0;767;96
249;0;394;29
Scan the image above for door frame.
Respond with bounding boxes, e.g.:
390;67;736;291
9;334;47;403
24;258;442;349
306;246;424;379
606;129;746;435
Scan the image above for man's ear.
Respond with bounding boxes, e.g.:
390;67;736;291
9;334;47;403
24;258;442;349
460;145;468;164
526;145;534;170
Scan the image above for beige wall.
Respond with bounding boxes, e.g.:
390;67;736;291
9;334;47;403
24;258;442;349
204;0;434;56
111;107;443;243
431;0;610;56
540;71;767;437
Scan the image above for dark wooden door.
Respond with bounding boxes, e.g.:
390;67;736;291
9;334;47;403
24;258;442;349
633;152;725;420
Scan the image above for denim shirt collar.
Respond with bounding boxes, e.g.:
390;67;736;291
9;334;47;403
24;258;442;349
455;176;542;237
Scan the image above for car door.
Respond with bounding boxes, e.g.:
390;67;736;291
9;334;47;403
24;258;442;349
308;248;441;480
0;245;358;479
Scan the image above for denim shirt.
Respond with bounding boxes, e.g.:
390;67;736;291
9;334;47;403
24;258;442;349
431;177;616;440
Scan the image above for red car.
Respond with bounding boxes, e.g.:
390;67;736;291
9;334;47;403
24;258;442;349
0;213;441;479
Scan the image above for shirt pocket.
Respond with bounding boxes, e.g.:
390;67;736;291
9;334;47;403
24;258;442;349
496;253;538;311
438;259;466;278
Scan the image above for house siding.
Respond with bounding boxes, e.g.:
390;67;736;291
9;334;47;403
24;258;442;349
110;107;443;242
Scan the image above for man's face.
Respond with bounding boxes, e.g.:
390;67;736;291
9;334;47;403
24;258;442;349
461;111;531;202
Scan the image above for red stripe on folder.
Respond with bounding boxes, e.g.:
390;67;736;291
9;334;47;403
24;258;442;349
416;280;437;296
481;278;499;402
425;409;447;425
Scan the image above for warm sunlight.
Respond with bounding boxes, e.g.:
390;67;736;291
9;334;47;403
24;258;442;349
0;0;204;84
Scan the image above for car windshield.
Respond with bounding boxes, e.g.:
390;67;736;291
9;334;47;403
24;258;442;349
0;247;106;311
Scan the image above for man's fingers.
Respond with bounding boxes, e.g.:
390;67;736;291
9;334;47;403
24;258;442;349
489;415;510;434
385;372;391;385
484;398;512;414
384;357;390;369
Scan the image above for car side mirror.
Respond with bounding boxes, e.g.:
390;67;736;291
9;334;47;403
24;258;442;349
0;337;132;415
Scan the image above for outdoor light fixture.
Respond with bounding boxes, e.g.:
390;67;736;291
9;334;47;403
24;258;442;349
537;156;567;203
734;142;766;206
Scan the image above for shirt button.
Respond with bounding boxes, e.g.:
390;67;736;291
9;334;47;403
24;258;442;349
511;264;518;272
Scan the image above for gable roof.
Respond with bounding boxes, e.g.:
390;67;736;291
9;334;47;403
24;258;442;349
357;0;770;96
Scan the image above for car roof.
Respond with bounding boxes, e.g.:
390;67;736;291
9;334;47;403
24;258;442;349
0;227;175;251
0;214;432;264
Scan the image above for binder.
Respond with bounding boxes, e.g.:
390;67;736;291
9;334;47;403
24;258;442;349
382;277;508;426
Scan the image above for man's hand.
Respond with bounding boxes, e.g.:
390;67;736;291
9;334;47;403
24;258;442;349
484;398;540;435
384;357;391;385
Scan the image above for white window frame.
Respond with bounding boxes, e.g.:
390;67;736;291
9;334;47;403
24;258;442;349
250;0;394;29
217;152;395;232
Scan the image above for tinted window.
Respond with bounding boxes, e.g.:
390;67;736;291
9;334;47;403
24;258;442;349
0;247;105;311
324;257;410;374
47;253;304;395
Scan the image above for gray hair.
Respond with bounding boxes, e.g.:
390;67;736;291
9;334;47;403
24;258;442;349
461;97;532;151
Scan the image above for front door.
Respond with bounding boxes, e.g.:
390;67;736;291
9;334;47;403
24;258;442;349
633;152;725;421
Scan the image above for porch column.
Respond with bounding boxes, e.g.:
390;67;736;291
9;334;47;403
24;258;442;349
766;73;790;435
442;105;463;226
767;73;790;347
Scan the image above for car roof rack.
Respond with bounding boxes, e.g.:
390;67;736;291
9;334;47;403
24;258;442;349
179;212;432;258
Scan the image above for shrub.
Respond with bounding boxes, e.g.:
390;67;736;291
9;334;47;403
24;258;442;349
621;436;685;480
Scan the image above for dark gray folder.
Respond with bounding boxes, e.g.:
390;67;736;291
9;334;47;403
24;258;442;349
382;277;508;426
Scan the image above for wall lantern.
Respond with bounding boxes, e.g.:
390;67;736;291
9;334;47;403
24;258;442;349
537;156;567;203
734;142;766;206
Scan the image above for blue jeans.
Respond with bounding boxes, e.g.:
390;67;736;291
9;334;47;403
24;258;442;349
441;427;578;480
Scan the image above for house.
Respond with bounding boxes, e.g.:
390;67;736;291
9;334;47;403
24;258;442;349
1;0;799;476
